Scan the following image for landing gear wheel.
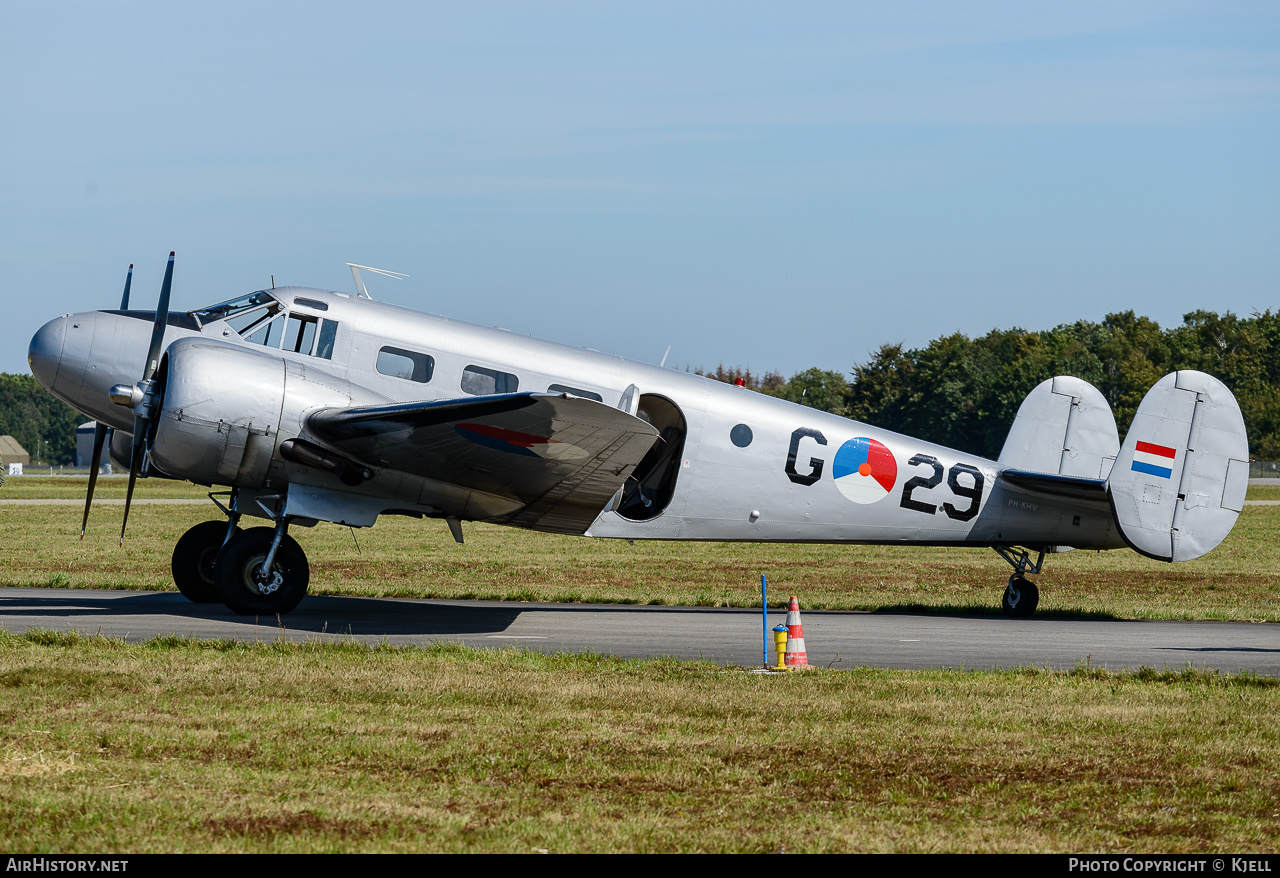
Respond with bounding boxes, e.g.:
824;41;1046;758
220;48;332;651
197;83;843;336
1002;574;1039;618
216;527;309;616
171;521;240;603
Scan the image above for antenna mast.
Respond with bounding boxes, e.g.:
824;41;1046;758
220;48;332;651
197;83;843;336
346;263;409;300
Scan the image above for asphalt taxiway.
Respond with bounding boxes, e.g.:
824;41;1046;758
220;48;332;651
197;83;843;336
1;586;1276;674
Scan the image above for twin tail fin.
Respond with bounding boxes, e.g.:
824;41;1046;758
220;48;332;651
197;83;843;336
1106;371;1248;562
1001;371;1248;562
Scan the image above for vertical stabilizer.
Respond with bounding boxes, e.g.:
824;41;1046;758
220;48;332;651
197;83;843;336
1107;371;1248;562
999;376;1119;478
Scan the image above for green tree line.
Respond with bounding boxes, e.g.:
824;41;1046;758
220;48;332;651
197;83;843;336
0;373;84;465
704;309;1280;460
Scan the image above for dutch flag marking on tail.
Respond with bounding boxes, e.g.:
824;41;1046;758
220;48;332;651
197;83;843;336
1131;440;1177;479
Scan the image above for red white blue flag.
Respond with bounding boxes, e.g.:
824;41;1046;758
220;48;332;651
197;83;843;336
1131;441;1176;479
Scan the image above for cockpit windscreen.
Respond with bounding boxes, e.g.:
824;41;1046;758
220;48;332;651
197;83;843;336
191;291;280;329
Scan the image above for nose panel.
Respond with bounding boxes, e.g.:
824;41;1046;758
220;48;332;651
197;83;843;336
28;317;67;392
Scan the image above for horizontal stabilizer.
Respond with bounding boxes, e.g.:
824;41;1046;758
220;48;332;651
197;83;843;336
999;376;1119;479
998;469;1108;501
1107;371;1248;562
307;393;660;534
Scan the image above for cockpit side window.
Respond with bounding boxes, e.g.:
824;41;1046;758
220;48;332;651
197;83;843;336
284;314;319;355
222;298;286;348
315;319;338;359
193;291;339;358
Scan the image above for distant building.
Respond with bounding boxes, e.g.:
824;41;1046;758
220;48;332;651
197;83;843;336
0;435;30;465
75;422;111;472
75;422;96;467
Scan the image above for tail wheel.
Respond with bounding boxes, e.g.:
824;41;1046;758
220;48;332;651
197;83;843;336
171;521;240;603
1002;574;1039;618
216;527;309;616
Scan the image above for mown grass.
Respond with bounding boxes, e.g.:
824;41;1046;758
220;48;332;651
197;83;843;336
1;630;1277;853
0;475;212;500
2;477;1279;620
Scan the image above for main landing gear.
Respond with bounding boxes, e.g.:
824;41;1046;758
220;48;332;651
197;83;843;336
171;492;311;616
217;527;309;616
994;546;1044;618
171;520;241;603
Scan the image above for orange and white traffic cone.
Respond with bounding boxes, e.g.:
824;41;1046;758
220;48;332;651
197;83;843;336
784;595;809;669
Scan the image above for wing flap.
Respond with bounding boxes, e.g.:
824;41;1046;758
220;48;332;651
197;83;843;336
307;393;660;534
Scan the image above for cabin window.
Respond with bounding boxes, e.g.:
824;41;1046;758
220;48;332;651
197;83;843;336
377;346;435;383
548;383;603;402
461;365;518;395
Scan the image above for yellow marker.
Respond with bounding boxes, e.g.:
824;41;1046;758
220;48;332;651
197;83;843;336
772;625;789;670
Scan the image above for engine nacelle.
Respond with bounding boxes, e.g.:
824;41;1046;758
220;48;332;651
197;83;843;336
150;337;390;488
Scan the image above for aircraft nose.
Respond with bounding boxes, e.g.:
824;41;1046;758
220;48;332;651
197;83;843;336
28;316;67;391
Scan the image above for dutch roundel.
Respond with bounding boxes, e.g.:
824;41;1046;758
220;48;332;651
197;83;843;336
832;437;898;504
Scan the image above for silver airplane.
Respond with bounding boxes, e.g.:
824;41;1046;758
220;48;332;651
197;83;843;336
27;254;1250;618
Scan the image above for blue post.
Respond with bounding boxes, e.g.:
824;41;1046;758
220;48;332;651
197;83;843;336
761;574;768;667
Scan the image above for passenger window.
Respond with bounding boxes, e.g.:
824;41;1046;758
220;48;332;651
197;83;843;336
548;383;603;402
377;346;434;383
462;365;518;395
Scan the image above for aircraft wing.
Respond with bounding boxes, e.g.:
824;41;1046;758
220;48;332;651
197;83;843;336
306;393;660;534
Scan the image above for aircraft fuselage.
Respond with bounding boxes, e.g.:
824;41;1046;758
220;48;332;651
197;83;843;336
29;285;1122;552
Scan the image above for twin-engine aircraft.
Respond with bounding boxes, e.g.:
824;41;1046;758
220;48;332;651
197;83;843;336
28;254;1249;618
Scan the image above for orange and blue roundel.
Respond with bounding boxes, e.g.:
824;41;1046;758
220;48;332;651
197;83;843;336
833;437;898;504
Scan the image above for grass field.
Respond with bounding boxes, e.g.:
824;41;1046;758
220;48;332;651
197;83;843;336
2;476;1278;853
1;631;1277;853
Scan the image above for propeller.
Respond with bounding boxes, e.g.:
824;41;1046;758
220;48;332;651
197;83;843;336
101;253;176;544
120;263;133;310
79;264;133;538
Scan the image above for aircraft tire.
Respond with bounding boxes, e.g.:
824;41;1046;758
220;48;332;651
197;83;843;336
172;521;240;603
1002;575;1039;618
216;527;309;616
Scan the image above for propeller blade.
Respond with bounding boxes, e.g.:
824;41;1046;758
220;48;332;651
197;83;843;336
120;251;175;544
143;251;175;381
120;264;133;310
79;422;109;539
120;422;147;546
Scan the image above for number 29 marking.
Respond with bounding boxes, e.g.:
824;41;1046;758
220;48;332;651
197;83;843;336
898;454;985;521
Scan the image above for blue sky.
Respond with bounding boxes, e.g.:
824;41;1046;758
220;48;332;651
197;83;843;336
3;1;1277;379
